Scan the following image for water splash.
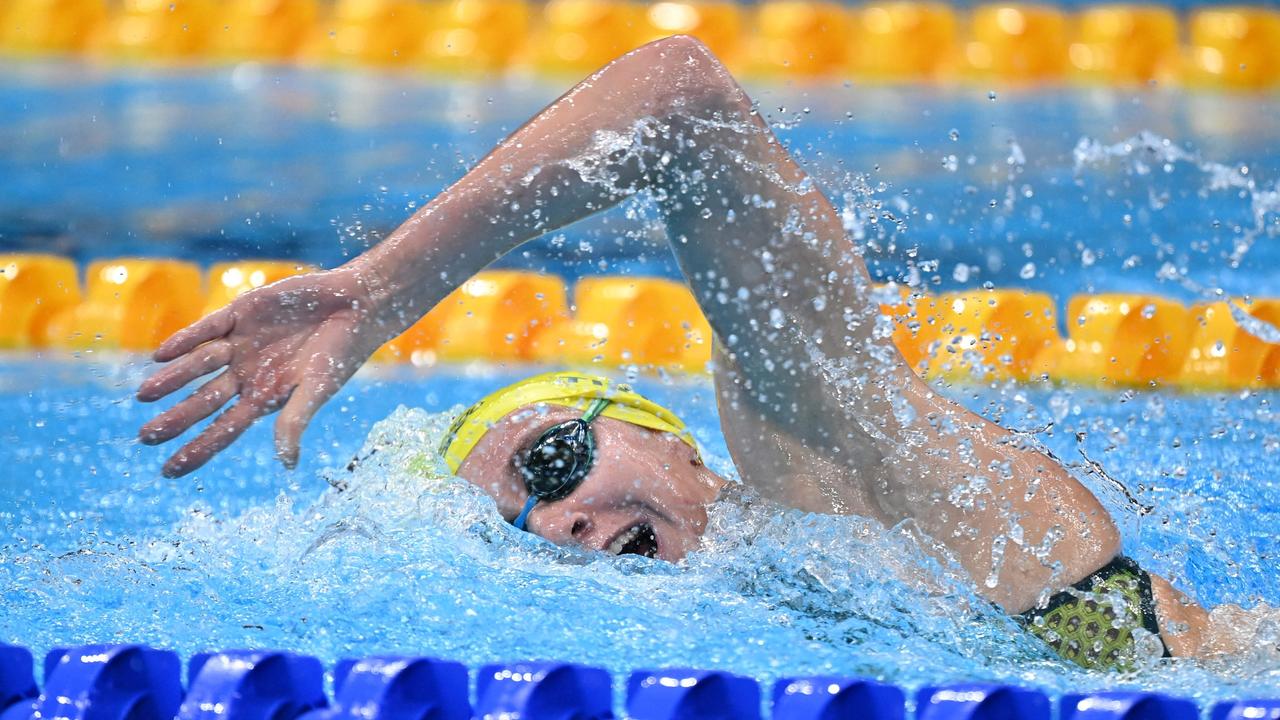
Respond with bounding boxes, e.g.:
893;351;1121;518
1074;131;1280;273
1073;131;1280;344
1;365;1279;705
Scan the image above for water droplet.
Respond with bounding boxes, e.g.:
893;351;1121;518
988;91;997;101
769;308;786;329
1019;262;1036;280
949;128;960;141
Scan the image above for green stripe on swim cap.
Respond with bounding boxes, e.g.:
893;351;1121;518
439;371;698;473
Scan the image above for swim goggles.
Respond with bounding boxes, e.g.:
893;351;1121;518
438;371;700;530
511;397;610;530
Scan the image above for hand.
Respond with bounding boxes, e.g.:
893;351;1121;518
137;267;392;478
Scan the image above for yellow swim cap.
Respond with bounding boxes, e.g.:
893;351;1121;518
440;371;698;473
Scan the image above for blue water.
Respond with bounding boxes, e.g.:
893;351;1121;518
2;60;1280;705
1;357;1278;706
2;61;1278;308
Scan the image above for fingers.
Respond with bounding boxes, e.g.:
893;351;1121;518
274;376;340;469
137;340;232;402
272;320;367;469
139;372;237;445
154;307;235;363
161;399;265;478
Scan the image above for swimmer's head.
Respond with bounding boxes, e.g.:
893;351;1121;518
441;372;725;561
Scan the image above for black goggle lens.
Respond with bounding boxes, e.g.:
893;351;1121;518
519;418;595;502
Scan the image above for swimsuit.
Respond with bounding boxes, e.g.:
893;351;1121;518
1019;555;1172;670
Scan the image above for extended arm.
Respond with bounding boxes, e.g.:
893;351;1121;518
141;36;1212;643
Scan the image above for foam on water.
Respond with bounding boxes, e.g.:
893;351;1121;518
3;67;1280;707
4;380;1279;705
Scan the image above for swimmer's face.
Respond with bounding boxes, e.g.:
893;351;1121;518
456;403;725;562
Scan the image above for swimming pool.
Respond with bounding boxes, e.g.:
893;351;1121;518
2;54;1280;715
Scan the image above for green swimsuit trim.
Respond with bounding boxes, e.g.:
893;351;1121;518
1019;555;1172;670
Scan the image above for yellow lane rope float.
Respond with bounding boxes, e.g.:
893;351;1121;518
0;1;1277;90
2;253;1278;390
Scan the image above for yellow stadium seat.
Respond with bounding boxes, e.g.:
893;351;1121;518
202;261;317;316
0;255;82;349
965;4;1070;83
1035;294;1193;387
419;0;532;73
314;0;431;66
0;0;108;55
530;0;648;76
47;259;204;351
637;1;746;69
562;277;713;371
749;0;852;78
851;2;958;82
377;271;569;364
1069;5;1180;86
217;0;320;61
1185;6;1280;91
98;0;220;60
913;290;1059;381
1179;300;1280;389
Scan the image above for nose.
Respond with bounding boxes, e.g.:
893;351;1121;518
528;504;592;545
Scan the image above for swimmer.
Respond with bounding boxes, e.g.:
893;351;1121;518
137;36;1260;669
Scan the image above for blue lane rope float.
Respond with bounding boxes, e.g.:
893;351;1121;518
916;684;1051;720
627;668;761;719
772;677;905;720
2;643;1279;720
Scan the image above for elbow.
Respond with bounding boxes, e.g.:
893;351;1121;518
646;34;717;64
628;35;744;113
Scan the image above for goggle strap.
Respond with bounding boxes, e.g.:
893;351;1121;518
511;397;611;532
512;494;538;531
582;397;611;422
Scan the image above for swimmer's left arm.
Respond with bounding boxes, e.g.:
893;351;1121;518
141;36;1117;617
138;36;739;477
138;38;1225;656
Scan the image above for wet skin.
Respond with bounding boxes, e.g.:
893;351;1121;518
457;403;724;563
137;34;1246;656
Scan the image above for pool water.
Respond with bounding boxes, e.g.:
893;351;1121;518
2;60;1280;706
1;358;1278;705
2;61;1279;302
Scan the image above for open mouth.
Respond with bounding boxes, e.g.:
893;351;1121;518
606;522;659;559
